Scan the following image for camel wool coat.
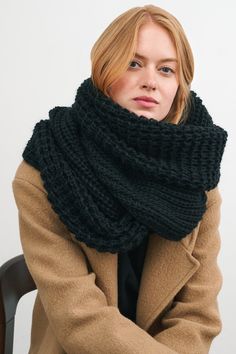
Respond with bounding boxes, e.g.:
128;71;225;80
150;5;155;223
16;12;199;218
12;160;223;354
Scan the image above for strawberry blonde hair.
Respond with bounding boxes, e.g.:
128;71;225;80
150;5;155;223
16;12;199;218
90;4;194;124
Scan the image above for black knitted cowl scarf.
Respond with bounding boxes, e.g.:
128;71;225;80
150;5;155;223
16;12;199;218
22;77;228;253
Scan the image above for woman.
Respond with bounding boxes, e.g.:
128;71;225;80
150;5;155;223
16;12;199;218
12;4;228;354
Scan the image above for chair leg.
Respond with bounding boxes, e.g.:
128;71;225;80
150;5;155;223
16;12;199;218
4;318;15;354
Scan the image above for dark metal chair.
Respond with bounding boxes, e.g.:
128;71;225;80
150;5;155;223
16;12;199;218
0;254;36;354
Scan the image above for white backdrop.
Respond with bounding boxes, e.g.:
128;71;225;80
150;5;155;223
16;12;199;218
1;1;235;353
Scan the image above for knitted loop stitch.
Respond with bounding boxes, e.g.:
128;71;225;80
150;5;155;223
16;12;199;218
22;77;228;253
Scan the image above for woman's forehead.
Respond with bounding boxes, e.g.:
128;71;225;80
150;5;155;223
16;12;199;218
135;23;177;57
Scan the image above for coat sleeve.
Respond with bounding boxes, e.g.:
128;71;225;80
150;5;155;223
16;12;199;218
12;165;178;354
152;186;223;354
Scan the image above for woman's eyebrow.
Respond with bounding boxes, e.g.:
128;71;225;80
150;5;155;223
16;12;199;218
134;52;178;64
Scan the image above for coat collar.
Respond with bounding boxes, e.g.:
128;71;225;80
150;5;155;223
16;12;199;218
77;229;200;332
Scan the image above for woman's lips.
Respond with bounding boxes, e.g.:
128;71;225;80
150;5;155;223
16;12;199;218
133;99;158;108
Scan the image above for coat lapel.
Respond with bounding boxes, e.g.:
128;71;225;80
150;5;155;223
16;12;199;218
136;232;200;331
78;230;200;333
78;241;118;307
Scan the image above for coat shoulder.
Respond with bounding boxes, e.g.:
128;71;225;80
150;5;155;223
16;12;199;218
180;185;222;252
13;159;45;192
205;185;222;206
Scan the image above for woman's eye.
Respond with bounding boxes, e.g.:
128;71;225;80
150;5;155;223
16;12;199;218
128;61;175;75
159;66;174;74
129;60;141;68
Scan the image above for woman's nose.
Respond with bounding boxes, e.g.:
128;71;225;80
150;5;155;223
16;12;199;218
141;67;157;90
142;81;156;90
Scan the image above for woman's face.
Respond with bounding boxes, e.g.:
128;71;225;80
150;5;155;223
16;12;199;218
108;22;179;121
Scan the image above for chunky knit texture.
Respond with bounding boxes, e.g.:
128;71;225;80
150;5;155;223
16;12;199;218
22;77;228;253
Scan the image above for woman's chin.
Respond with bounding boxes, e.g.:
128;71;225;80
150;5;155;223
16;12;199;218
136;111;161;121
125;106;162;121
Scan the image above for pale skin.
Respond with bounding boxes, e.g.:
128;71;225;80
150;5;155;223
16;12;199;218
108;22;179;121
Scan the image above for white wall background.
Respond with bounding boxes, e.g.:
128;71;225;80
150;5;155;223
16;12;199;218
1;0;235;353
